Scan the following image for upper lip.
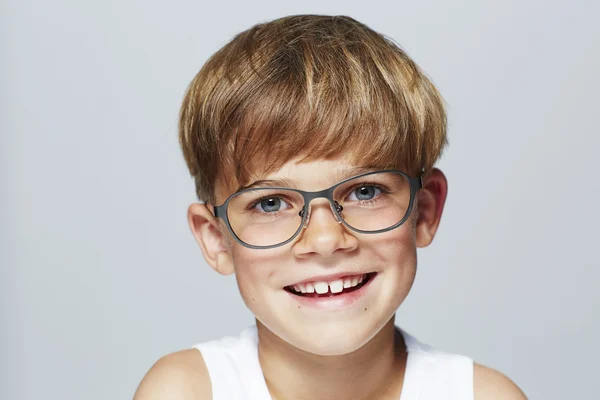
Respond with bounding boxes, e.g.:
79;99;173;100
287;271;373;287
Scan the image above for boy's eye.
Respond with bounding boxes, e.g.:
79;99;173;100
348;185;381;201
254;197;290;213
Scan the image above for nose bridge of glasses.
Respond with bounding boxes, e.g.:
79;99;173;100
299;188;342;227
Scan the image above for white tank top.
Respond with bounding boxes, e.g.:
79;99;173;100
193;325;474;400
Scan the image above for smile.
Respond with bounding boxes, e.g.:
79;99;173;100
285;272;376;298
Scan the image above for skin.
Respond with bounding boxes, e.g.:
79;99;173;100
134;157;527;400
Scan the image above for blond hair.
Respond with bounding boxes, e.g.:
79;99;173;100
179;15;447;204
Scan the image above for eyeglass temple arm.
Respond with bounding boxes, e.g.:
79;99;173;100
213;204;224;218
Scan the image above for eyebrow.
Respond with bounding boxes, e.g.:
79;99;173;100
236;178;298;192
236;165;385;192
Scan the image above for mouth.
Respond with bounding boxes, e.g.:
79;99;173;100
284;272;377;298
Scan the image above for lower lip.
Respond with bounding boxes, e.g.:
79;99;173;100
285;273;377;310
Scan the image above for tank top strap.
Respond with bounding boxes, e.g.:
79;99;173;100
398;327;474;400
238;327;273;399
193;327;271;400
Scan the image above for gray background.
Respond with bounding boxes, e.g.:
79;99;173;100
2;0;599;399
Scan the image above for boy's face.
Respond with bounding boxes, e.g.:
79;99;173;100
188;156;447;356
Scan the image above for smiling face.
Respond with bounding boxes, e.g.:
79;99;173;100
188;156;448;356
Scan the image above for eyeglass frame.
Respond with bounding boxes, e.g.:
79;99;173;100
213;169;424;250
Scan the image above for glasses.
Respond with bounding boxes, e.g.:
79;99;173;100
213;170;423;249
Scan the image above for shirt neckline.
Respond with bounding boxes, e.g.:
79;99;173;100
240;325;423;400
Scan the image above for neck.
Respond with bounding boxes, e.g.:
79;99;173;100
256;317;407;400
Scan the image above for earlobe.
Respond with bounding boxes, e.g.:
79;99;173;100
415;168;448;248
187;203;235;275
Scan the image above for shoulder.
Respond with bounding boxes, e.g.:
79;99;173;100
473;363;527;400
133;349;211;400
399;329;526;399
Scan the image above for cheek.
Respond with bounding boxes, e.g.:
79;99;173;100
364;226;418;315
368;221;417;266
230;246;283;304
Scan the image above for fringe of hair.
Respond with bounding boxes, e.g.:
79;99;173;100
179;15;447;204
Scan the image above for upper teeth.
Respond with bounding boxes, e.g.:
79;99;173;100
292;274;366;294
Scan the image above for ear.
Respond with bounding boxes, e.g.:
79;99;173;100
187;203;235;275
415;168;448;248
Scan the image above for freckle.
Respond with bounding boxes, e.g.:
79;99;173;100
297;305;300;309
364;308;368;311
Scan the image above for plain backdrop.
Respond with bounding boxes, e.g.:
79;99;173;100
2;0;599;399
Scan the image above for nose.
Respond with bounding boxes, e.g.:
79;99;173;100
292;199;358;258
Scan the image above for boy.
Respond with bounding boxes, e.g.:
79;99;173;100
134;15;527;400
